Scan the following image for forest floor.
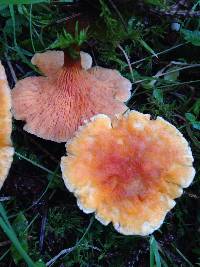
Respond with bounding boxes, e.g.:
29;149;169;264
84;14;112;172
0;1;200;266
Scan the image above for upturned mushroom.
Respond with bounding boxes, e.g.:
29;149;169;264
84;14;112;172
11;51;131;142
0;61;14;189
61;111;195;236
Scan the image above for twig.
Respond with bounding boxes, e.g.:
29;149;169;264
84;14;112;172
55;13;81;24
132;64;200;85
108;0;127;31
184;192;199;199
46;217;94;267
171;61;191;66
118;44;134;82
39;208;48;253
46;247;74;267
29;4;36;53
149;7;200;18
4;53;17;85
0;197;12;202
86;245;101;251
137;0;200;17
157;79;200;89
131;42;188;66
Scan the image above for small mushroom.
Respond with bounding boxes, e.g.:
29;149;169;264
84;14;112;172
0;61;14;189
12;51;131;142
61;111;195;236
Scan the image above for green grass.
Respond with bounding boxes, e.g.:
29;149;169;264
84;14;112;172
0;0;200;266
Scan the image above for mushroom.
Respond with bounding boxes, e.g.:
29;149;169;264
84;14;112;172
11;51;131;142
61;111;195;236
0;61;14;189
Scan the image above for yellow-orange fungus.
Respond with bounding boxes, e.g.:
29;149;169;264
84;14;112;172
0;61;14;189
12;51;131;142
61;111;195;236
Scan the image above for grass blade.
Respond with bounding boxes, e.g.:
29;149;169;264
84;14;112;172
0;203;12;229
15;151;60;176
150;236;161;267
172;245;194;267
9;4;39;71
0;217;36;267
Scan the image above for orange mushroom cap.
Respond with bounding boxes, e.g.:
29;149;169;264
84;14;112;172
61;111;195;236
0;61;14;189
12;51;131;142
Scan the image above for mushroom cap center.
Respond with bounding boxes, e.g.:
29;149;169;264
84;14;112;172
93;136;163;201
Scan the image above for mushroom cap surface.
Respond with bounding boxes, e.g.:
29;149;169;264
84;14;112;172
61;111;195;235
12;51;131;142
0;61;14;189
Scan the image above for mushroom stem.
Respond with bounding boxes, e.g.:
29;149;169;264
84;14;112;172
64;47;81;66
